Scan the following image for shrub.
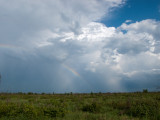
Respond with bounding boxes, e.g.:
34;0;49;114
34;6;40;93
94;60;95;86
42;100;67;118
128;100;159;119
0;102;39;118
82;102;101;113
43;106;66;118
20;103;38;118
112;99;160;119
0;103;19;117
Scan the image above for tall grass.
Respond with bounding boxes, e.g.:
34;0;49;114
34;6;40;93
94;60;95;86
0;92;159;120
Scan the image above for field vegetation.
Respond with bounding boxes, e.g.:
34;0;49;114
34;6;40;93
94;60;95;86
0;92;160;120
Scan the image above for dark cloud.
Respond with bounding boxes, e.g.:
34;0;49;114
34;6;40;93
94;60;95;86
0;1;159;93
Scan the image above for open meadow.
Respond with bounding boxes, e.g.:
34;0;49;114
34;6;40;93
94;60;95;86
0;92;160;120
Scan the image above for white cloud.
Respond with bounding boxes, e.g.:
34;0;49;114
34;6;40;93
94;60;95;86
0;0;160;92
38;19;160;92
125;20;132;23
77;22;116;42
0;0;124;52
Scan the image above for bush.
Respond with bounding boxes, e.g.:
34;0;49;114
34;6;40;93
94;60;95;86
82;102;101;113
112;99;160;119
42;99;67;118
43;106;66;118
0;103;19;117
128;100;160;119
20;103;38;118
0;103;38;118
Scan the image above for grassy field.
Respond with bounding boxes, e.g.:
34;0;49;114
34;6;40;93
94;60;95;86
0;92;160;120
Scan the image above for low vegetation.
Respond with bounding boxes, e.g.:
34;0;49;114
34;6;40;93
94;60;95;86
0;92;159;120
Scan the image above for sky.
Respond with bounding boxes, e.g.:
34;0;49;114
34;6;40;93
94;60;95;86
0;0;160;93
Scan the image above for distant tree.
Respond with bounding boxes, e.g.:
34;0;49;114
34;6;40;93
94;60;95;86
143;89;148;93
41;92;45;95
28;92;33;95
90;91;93;95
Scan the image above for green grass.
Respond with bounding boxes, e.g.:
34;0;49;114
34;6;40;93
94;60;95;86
0;92;159;120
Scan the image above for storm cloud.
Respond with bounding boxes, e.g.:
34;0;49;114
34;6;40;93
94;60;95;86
0;0;159;93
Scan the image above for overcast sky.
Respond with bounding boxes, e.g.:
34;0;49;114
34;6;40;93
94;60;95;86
0;0;160;93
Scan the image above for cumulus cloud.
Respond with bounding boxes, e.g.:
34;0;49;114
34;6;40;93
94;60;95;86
0;0;159;93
